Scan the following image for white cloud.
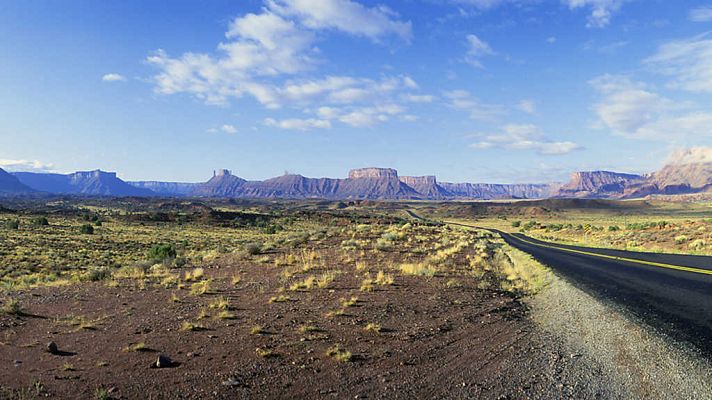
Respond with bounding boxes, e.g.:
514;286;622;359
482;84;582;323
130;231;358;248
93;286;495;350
470;124;581;155
310;103;406;127
444;90;504;121
464;34;494;67
403;94;435;103
689;7;712;22
264;117;331;130
102;73;126;82
590;74;712;141
564;0;627;28
221;124;238;134
147;1;417;128
518;99;536;114
645;33;712;93
0;159;55;172
547;36;557;44
267;0;412;41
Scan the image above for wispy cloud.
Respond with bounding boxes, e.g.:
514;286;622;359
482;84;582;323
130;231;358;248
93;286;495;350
0;159;55;172
464;34;494;68
645;33;712;93
689;6;712;22
564;0;628;28
264;117;331;131
590;74;712;141
146;0;419;129
518;99;536;114
470;124;581;155
444;90;504;121
268;0;412;42
102;73;126;82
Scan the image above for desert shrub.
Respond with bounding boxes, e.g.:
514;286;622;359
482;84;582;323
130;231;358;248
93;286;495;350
689;239;706;250
608;225;620;232
674;235;688;244
511;221;521;228
4;219;19;230
2;297;22;315
81;267;112;282
244;242;262;255
31;217;49;226
79;224;94;234
148;243;177;262
522;220;537;230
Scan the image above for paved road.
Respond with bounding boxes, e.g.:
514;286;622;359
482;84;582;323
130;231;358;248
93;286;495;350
406;213;712;355
497;230;712;357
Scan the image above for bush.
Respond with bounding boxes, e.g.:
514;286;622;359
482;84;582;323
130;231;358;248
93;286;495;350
522;221;537;231
244;242;262;255
148;243;177;262
511;221;521;228
4;219;20;230
31;217;49;226
80;224;94;234
608;225;620;232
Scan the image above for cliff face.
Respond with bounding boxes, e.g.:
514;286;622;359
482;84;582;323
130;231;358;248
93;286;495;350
0;168;34;194
129;181;200;196
399;176;452;199
191;169;421;199
190;171;247;197
557;171;645;198
348;168;398;180
439;182;558;200
13;170;153;196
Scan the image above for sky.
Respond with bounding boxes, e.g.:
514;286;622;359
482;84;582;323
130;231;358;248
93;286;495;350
2;0;712;184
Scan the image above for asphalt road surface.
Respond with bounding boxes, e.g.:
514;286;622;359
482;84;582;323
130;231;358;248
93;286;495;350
498;230;712;358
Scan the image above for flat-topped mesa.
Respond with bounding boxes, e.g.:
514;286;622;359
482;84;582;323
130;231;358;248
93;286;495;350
561;171;643;193
399;175;437;186
214;169;231;177
72;170;117;179
348;168;398;180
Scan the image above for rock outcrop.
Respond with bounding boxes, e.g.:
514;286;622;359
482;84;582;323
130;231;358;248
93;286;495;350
129;181;200;196
399;176;452;199
13;170;153;196
557;171;645;198
0;168;34;194
440;182;560;200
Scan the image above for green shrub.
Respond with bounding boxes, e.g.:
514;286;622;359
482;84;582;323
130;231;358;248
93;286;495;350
148;244;177;262
4;219;19;230
80;224;94;234
244;242;262;255
608;225;620;232
31;217;49;226
511;221;521;228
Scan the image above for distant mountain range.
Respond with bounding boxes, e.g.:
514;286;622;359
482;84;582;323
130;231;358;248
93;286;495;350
2;148;712;200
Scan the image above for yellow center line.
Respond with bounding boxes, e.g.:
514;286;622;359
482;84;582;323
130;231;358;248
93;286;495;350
508;233;712;276
443;220;712;276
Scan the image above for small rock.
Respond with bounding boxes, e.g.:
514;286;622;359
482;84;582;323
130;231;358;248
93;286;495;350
222;377;242;387
46;341;58;354
153;354;172;368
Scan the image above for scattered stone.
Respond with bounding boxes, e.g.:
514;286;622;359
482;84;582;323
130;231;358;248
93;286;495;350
222;377;243;387
46;341;58;354
153;354;172;368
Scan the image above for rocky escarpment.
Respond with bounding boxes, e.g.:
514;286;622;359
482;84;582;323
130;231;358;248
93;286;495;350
13;170;153;197
399;176;452;199
129;181;200;196
555;148;712;199
557;171;645;198
191;168;420;199
440;182;559;200
0;168;34;194
348;168;398;180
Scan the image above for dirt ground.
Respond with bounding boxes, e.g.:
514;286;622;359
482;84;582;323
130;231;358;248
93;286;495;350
0;258;611;399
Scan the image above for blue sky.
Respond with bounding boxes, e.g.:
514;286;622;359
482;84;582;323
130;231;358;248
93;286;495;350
2;0;712;183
